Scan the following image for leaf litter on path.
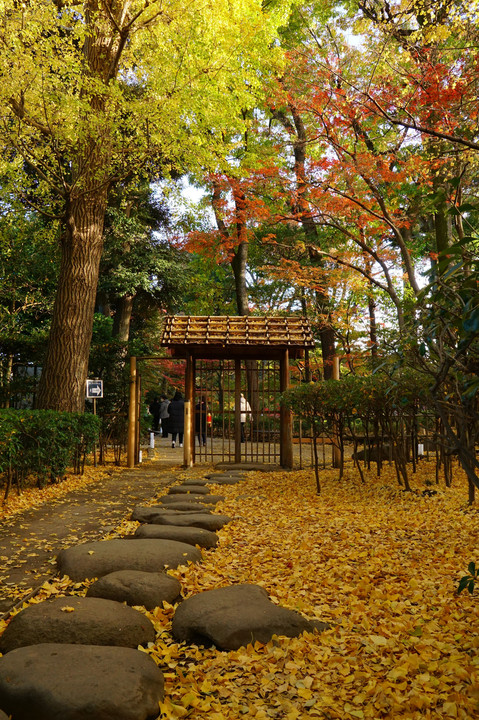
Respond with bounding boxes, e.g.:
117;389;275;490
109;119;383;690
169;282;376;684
1;461;478;719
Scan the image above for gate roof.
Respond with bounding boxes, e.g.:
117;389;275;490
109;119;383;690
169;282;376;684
160;315;315;360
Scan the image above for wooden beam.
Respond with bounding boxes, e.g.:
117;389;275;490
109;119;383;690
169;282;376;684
135;373;141;464
235;359;241;464
332;356;342;469
127;356;137;468
280;349;293;469
184;354;194;468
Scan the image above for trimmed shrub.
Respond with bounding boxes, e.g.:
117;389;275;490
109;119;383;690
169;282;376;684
0;410;100;496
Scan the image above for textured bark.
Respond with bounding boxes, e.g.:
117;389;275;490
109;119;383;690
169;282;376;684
112;294;135;343
37;192;108;412
434;209;452;255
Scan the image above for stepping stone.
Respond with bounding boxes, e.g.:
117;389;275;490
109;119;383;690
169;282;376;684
168;485;211;495
205;472;244;481
57;538;202;581
86;570;182;609
132;505;211;523
158;494;224;505
0;643;164;720
146;513;231;532
0;596;155;654
180;478;210;486
134;524;218;548
207;476;242;485
132;506;175;521
171;583;330;650
155;501;215;512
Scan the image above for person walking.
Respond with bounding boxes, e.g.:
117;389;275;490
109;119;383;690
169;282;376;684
240;393;252;443
195;396;208;447
159;395;170;438
148;397;161;432
168;390;184;448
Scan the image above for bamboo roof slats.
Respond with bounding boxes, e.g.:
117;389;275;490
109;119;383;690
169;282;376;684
160;316;315;359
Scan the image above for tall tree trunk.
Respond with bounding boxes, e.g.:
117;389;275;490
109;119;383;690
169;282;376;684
435;209;452;255
112;294;135;343
230;187;250;316
368;295;378;361
212;179;260;417
2;354;13;409
37;192;108;412
229;189;260;419
274;102;336;379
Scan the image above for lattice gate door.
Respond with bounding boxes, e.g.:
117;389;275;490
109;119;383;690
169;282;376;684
194;359;281;465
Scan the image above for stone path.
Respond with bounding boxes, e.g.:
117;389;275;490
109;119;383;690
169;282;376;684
0;464;330;719
0;467;177;614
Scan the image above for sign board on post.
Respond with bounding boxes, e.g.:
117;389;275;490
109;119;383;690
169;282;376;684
86;379;103;399
86;379;102;469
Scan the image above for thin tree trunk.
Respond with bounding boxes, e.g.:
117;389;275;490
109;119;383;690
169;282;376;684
96;289;112;318
229;189;260;422
362;248;378;363
291;107;336;379
2;354;13;409
231;241;249;316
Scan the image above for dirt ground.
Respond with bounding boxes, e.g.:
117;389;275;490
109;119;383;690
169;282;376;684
0;464;179;615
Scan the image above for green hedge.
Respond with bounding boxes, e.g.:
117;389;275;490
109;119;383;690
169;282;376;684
0;410;101;492
282;371;430;490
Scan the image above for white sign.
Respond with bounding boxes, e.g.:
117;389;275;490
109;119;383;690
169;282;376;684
86;379;103;399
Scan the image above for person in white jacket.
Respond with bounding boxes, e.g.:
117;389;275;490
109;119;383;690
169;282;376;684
239;393;252;443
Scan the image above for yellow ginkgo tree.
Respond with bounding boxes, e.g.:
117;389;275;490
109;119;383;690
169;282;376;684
0;0;290;411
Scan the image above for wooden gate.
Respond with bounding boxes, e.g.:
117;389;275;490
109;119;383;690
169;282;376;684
193;359;282;465
128;316;315;468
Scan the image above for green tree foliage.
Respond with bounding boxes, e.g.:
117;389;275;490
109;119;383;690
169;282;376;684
99;182;191;341
414;239;479;500
0;198;59;405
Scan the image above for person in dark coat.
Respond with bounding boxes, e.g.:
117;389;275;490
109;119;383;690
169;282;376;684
195;396;207;447
168;390;184;448
148;397;161;432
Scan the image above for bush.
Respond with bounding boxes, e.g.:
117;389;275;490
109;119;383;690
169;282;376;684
0;410;101;495
282;371;431;490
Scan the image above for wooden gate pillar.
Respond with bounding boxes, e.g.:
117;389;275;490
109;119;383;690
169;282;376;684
280;349;293;468
234;359;242;464
127;356;137;468
136;373;141;463
184;353;195;468
332;355;341;468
